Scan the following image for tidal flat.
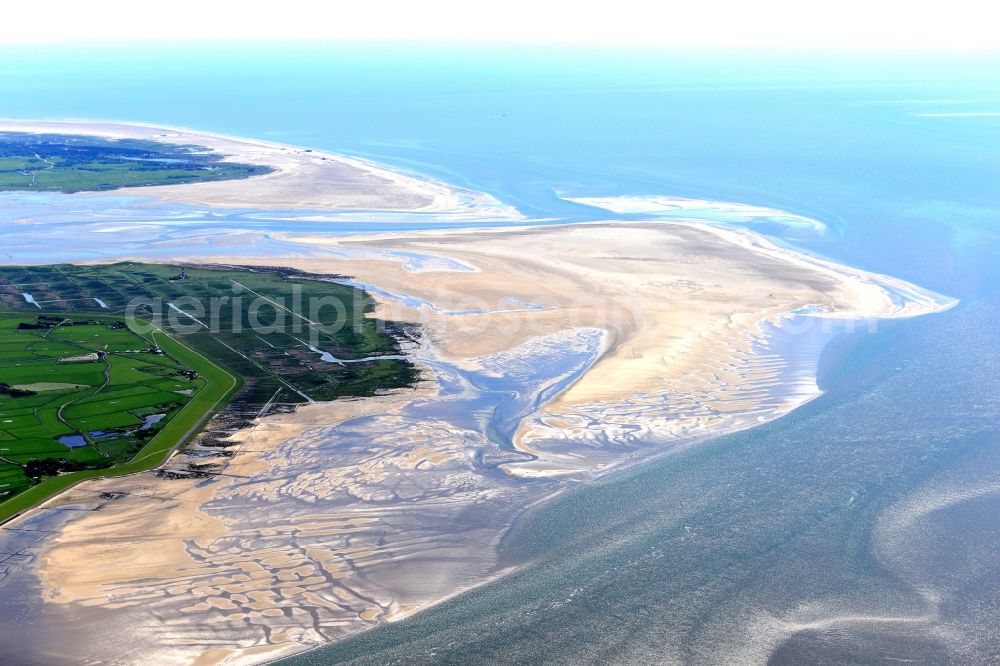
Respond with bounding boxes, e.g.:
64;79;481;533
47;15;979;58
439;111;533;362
288;297;1000;666
0;113;972;665
0;47;996;665
0;151;954;666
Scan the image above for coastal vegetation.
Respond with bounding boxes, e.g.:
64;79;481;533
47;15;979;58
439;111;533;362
0;132;271;192
0;312;235;521
0;263;417;521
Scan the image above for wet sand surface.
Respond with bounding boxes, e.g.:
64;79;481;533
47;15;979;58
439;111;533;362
0;217;952;664
282;299;998;666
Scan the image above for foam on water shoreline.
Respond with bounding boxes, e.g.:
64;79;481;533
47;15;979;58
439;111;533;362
0;124;963;666
567;194;829;235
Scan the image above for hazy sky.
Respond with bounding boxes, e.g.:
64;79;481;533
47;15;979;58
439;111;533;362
2;0;997;50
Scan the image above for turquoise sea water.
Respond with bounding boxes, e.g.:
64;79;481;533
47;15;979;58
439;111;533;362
2;45;999;663
0;46;996;282
2;45;998;295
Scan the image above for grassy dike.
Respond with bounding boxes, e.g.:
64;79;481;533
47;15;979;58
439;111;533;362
0;316;241;524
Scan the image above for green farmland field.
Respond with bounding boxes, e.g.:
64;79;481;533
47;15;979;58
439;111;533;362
0;263;417;522
0;312;237;520
0;262;417;404
0;132;271;192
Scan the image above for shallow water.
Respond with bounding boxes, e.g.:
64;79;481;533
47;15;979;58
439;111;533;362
56;434;86;449
291;295;999;666
0;46;998;664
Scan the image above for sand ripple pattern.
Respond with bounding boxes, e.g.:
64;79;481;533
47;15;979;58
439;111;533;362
0;211;955;664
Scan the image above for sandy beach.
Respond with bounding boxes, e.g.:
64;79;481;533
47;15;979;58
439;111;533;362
0;217;954;665
254;221;952;476
0;119;519;216
0;123;957;665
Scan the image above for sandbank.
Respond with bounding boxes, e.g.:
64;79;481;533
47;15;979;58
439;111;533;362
0;119;518;216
